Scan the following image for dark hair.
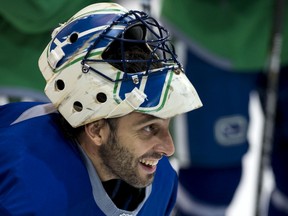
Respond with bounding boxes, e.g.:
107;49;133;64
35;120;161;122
57;116;84;139
57;115;118;140
102;41;162;73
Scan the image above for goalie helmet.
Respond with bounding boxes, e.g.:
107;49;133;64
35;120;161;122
38;2;202;127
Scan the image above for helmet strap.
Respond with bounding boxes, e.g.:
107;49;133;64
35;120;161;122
106;87;147;118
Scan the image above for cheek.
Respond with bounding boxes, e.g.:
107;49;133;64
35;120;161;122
118;135;151;157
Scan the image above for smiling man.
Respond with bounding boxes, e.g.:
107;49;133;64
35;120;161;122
89;113;175;188
0;3;202;216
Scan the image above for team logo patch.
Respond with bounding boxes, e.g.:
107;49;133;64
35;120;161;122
214;115;248;146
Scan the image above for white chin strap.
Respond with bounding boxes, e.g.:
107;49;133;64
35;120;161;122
106;87;147;118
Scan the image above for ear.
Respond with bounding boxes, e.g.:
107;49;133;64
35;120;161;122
84;120;108;146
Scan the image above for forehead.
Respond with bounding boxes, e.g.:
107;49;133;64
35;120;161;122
117;112;169;127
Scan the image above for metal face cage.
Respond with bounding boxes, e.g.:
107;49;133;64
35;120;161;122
81;10;182;83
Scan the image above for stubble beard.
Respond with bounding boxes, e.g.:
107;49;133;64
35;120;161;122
98;133;154;188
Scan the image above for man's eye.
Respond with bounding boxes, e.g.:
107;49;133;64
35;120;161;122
143;125;152;132
143;125;158;134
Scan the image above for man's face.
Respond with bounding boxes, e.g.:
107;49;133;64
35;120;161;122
98;112;175;188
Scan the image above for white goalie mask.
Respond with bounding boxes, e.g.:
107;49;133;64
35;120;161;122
39;3;202;127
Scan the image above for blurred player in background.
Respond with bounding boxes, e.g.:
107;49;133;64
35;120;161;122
161;0;288;215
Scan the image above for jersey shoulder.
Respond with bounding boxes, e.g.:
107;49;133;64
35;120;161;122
0;102;100;215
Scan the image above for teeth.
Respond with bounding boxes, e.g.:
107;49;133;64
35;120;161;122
139;159;159;166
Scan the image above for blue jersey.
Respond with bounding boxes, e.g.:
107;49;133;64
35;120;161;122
0;102;177;216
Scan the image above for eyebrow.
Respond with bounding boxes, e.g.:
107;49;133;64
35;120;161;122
133;114;162;127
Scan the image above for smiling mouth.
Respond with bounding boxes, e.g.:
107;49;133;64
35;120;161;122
139;159;158;174
139;159;159;167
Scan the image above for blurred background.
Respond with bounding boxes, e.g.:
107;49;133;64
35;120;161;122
1;0;283;216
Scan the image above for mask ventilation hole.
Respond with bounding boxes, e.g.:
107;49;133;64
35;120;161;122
96;92;107;103
69;32;78;43
73;101;83;112
55;79;65;91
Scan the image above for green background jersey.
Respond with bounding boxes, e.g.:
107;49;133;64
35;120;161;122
0;0;110;91
161;0;288;71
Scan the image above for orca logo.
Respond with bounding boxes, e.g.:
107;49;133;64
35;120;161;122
214;115;248;146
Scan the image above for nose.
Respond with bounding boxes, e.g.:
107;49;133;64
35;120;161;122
156;130;175;157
